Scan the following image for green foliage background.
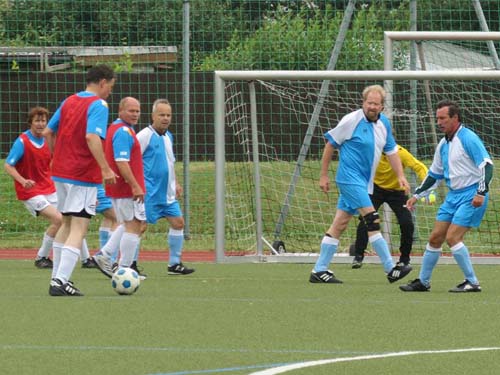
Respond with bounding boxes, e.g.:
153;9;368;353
1;0;499;71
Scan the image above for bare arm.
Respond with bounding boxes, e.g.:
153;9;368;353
319;142;335;193
42;127;56;153
86;133;116;185
116;161;144;203
387;152;410;194
4;163;35;189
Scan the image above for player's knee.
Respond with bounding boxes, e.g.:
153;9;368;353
170;217;184;230
363;211;380;231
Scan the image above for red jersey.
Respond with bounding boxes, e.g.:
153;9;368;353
14;133;56;200
104;121;145;198
51;94;102;184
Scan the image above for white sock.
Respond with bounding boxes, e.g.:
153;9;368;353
81;238;90;260
119;232;140;268
54;246;80;284
37;232;54;258
101;224;124;258
51;242;63;279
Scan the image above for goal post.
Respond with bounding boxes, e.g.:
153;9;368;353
381;31;500;249
214;70;500;263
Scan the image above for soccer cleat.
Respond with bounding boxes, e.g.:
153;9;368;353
130;261;147;281
309;270;343;284
399;278;430;292
351;256;363;269
49;278;84;296
81;257;98;269
35;257;53;269
387;263;412;283
449;280;482;293
168;263;195;275
93;253;114;278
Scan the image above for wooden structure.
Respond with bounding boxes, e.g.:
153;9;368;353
0;46;178;72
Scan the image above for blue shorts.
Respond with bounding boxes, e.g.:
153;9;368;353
336;183;373;215
96;184;113;214
437;186;488;228
145;200;183;224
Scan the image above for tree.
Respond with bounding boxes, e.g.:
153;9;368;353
195;1;410;70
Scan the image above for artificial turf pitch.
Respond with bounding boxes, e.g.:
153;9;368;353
1;260;499;375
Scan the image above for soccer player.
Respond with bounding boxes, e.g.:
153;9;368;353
4;107;61;269
137;99;194;275
93;97;147;279
309;85;412;284
400;100;493;293
43;64;116;296
351;144;433;268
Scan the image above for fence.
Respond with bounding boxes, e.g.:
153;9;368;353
0;0;499;251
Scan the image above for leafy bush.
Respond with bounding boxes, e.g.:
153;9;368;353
196;1;410;71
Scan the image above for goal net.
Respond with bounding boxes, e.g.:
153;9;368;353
214;70;500;262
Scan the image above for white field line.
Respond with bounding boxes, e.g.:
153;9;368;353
249;347;500;375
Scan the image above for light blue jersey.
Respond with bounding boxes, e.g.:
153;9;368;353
136;125;176;206
429;125;492;191
324;109;397;194
110;119;136;161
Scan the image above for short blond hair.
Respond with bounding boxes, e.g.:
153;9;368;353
362;85;386;104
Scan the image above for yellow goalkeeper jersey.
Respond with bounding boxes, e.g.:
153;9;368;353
374;145;428;191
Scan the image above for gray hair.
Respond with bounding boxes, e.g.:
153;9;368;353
152;98;171;113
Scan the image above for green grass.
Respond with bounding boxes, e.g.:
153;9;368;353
0;161;217;250
2;159;500;254
1;260;500;375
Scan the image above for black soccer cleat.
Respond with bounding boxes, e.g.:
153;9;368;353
399;278;430;292
309;270;343;284
130;261;147;280
35;257;53;269
168;263;195;275
387;262;412;283
351;256;364;269
449;280;481;293
49;278;84;296
81;257;98;269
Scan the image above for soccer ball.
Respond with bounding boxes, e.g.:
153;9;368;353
111;267;140;295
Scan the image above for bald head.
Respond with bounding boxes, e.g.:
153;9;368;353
118;97;141;126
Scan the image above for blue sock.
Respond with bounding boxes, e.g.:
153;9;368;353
99;228;110;249
419;244;441;285
369;233;394;273
451;242;478;285
313;236;338;272
168;229;184;266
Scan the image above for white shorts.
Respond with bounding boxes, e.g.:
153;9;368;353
55;182;97;216
23;192;58;217
112;198;146;223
